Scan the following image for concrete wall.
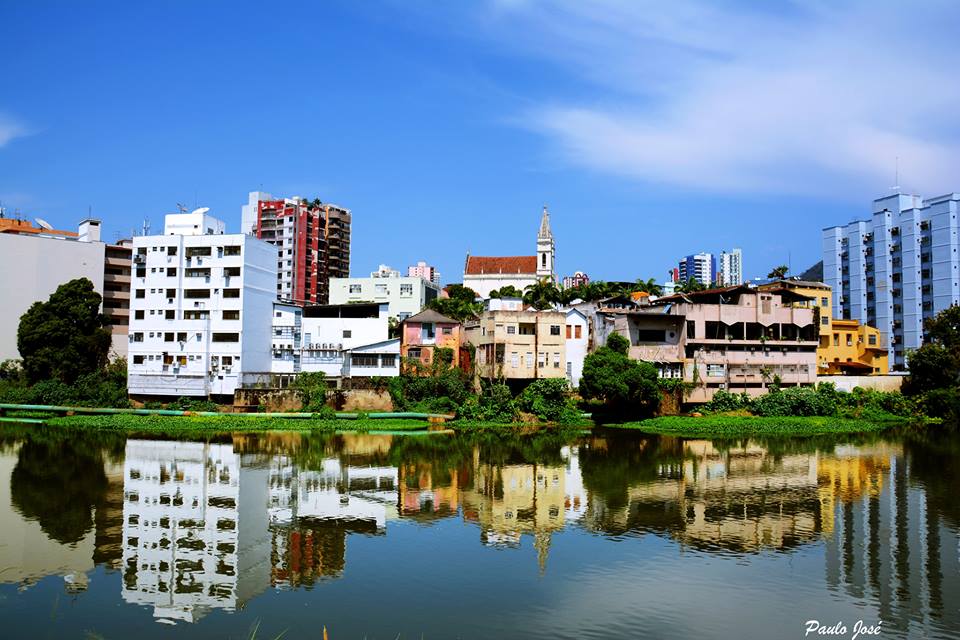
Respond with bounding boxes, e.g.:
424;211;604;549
818;375;905;392
0;233;106;361
234;387;393;412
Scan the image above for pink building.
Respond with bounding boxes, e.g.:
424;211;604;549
407;261;441;286
400;309;469;372
600;285;818;403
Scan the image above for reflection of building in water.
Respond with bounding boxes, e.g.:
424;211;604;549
461;446;587;571
267;454;398;588
0;443;95;591
121;440;269;623
583;440;825;553
822;448;960;634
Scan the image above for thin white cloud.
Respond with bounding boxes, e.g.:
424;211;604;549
477;0;960;196
0;113;31;148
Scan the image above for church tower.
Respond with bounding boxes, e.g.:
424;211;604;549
536;204;555;281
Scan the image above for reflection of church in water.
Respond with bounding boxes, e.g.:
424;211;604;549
4;429;957;632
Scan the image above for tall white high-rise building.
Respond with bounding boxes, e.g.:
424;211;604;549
718;248;743;286
126;211;277;397
823;192;960;369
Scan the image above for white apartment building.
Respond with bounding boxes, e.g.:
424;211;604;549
126;213;276;398
328;274;440;320
823;192;960;369
718;248;743;286
565;308;588;388
270;302;399;382
0;218;108;360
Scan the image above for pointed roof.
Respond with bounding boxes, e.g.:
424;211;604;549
538;205;552;239
402;309;459;325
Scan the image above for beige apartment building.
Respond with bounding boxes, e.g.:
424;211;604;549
465;307;567;382
600;285;819;403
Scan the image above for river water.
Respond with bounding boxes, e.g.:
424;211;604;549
0;424;957;639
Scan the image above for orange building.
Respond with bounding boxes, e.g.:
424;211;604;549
399;309;469;371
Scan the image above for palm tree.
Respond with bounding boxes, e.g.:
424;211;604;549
523;279;561;310
677;277;706;294
632;277;663;296
767;265;789;279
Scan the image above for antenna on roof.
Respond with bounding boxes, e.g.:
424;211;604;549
35;218;53;230
142;218;150;236
176;203;188;214
890;156;900;193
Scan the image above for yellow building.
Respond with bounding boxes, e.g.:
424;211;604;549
759;280;888;375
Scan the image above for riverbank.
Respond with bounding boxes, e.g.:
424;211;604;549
609;415;914;437
42;414;435;434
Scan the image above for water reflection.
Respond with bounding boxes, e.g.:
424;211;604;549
0;425;958;636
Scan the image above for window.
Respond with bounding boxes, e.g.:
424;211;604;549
185;268;210;278
165;310;175;320
224;267;240;277
538;352;546;367
525;352;533;368
566;325;572;339
511;352;519;368
706;364;725;377
223;310;239;320
212;333;239;342
177;332;187;342
375;283;388;295
381;354;396;368
223;245;241;256
575;325;582;339
636;329;666;342
868;334;877;345
422;323;435;339
846;334;853;346
135;289;145;299
400;284;413;296
550;325;561;336
343;330;352;338
686;321;696;339
507;325;516;335
553;352;560;368
184;289;210;299
407;347;421;360
133;355;144;364
352;354;379;367
349;284;362;294
833;333;839;347
223;288;240;298
167;246;177;256
821;316;829;326
821;297;829;306
442;327;452;335
186;247;212;257
167;267;177;277
134;310;144;320
132;333;144;342
222;356;233;366
164;332;174;342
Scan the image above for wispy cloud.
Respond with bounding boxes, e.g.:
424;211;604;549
0;113;30;148
474;0;960;196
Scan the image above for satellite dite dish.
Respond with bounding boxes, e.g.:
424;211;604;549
34;218;53;230
190;207;210;216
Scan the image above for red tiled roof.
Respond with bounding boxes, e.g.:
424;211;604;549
465;255;537;275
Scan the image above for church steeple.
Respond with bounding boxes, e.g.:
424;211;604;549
536;204;555;281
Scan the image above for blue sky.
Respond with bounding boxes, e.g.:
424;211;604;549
2;1;959;285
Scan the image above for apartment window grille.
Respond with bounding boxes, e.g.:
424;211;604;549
550;325;561;336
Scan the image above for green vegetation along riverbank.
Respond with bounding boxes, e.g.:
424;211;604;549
43;414;434;434
609;415;915;438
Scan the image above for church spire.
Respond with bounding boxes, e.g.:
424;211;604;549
538;204;552;240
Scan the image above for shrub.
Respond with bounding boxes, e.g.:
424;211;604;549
921;387;960;420
389;356;471;413
580;335;660;420
292;371;329;412
516;378;580;424
752;386;837;417
457;382;517;423
168;396;219;412
702;389;748;413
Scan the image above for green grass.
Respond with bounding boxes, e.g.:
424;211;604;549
43;414;432;434
608;415;906;438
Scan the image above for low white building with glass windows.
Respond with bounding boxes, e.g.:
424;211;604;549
126;212;277;398
328;273;440;321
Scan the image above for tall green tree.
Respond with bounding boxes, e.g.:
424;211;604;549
676;277;706;293
489;285;523;299
580;334;661;419
17;278;112;384
767;265;789;279
632;278;663;296
523;278;561;310
905;305;960;395
427;284;483;321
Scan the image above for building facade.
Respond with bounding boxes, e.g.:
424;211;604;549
717;249;743;286
758;279;888;375
823;192;960;369
465;307;567;383
463;206;556;299
407;261;441;286
241;191;351;305
328;274;440;320
0;217;109;361
400;309;466;370
126;213;276;398
562;271;590;290
600;286;819;403
677;253;717;287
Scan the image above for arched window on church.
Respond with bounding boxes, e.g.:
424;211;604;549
542;254;546;267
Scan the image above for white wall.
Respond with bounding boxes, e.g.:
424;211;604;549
462;274;536;300
0;233;106;361
565;309;589;388
329;276;439;319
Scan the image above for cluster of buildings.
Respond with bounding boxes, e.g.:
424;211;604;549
1;189;958;404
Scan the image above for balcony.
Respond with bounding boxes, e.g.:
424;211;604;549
104;272;131;285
